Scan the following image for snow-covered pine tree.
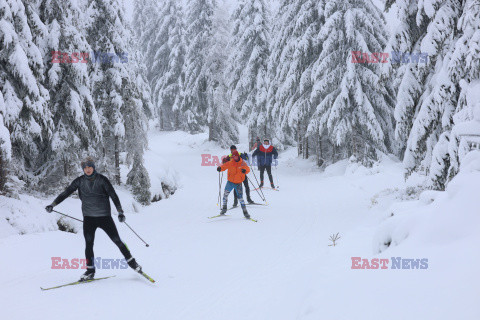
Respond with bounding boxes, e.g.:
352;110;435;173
0;0;52;189
181;0;216;133
37;0;103;188
309;0;395;165
132;0;157;66
205;1;238;147
401;0;462;179
427;0;480;189
126;153;151;205
123;35;153;203
226;0;270;141
85;0;150;188
149;0;185;130
267;0;323;157
266;0;292;146
0;90;9;194
383;0;431;157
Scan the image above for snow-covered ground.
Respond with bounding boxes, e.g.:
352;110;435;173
1;128;479;320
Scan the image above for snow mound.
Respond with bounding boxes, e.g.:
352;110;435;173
374;150;480;253
0;194;60;238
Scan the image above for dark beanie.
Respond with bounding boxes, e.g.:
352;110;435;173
81;157;96;170
230;145;237;150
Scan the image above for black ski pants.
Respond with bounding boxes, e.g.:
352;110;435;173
83;216;132;268
259;165;273;184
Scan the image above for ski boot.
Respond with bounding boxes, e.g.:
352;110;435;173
259;181;264;188
219;205;227;215
127;257;142;273
270;182;275;189
247;196;254;204
242;206;250;219
233;198;238;207
79;268;95;281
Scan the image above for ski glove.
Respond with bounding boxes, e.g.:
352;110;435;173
118;212;126;223
241;169;247;173
45;205;54;213
217;166;222;172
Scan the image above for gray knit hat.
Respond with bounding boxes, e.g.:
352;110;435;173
81;157;95;169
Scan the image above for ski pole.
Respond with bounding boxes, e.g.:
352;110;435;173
124;222;150;247
275;161;279;188
250;167;266;201
52;210;83;222
247;175;267;203
217;171;223;206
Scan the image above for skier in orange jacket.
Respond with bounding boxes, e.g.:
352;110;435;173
217;150;251;219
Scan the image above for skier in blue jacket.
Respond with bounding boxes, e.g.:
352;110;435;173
252;139;278;188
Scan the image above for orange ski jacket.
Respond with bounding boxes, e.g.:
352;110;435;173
220;158;250;184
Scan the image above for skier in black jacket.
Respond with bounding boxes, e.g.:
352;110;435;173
45;157;142;281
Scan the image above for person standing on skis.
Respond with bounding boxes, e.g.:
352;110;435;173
252;139;278;188
45;157;142;281
217;150;251;219
222;145;254;206
251;136;261;151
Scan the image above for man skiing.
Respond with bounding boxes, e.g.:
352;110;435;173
252;139;278;188
217;150;251;219
222;145;254;206
45;157;142;281
251;136;261;151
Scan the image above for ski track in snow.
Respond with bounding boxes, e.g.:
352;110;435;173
1;130;479;320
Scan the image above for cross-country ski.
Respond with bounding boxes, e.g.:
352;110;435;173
40;276;116;291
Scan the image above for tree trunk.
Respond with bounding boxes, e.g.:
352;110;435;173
159;108;164;130
317;135;323;166
297;122;302;156
208;121;214;141
0;152;6;193
305;137;309;159
63;157;68;177
114;135;120;184
249;127;254;150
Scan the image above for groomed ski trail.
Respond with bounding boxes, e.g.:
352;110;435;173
1;129;477;320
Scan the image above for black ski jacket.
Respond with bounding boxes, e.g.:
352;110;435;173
52;172;123;217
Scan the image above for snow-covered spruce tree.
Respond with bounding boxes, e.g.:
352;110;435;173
181;0;216;133
149;0;185;130
205;2;238;147
0;91;10;194
126;153;151;205
267;0;323;157
308;0;395;165
123;35;153;203
427;0;480;189
132;0;157;65
383;0;431;156
401;0;462;179
37;0;103;188
0;0;52;189
226;0;270;141
85;0;150;191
